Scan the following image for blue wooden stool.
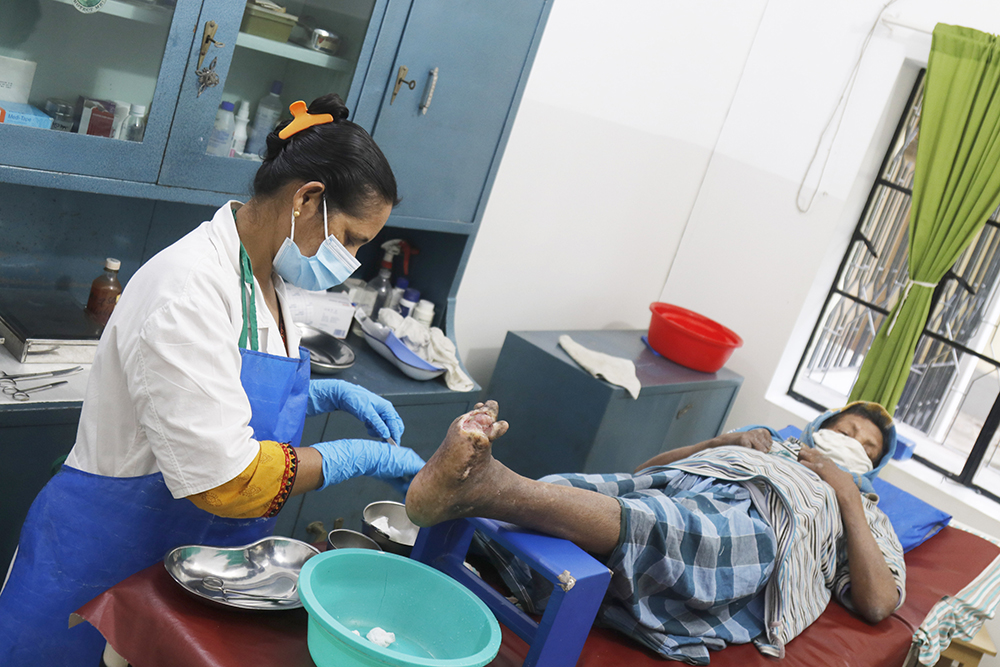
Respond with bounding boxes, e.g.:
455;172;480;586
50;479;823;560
411;517;612;667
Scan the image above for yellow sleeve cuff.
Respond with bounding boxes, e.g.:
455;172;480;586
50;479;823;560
187;440;298;519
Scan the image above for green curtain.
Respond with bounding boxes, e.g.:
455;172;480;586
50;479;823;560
849;24;1000;413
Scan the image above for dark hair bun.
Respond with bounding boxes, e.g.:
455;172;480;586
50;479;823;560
253;91;397;218
308;93;349;122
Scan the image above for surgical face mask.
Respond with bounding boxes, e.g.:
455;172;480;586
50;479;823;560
272;198;360;291
811;429;874;475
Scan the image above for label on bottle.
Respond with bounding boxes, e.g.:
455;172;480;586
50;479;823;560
86;287;120;327
206;127;233;156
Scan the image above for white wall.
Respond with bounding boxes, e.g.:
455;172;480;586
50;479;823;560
455;0;768;385
457;1;1000;661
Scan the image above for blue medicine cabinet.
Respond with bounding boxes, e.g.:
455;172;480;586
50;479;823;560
0;0;552;333
0;0;553;567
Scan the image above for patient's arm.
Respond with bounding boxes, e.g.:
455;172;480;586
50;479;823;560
634;428;772;472
798;447;899;624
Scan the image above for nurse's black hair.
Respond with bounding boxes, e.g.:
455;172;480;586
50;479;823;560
253;93;399;217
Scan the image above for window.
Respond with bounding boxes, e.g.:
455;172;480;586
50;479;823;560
790;70;1000;503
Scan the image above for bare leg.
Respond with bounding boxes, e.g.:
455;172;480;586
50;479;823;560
405;401;621;555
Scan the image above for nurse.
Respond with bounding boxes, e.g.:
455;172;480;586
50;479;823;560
0;94;424;666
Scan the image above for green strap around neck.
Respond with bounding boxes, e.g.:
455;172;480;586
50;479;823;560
238;243;259;352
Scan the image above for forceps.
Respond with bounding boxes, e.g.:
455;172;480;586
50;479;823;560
0;366;83;388
3;380;69;401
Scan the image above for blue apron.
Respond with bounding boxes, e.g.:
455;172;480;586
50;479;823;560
0;246;311;666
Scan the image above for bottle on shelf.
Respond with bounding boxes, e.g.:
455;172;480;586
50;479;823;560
413;299;435;327
206;101;236;156
369;239;403;320
230;101;251;157
244;80;284;157
86;258;123;328
386;276;409;312
111;101;131;140
120;105;147;142
397;288;421;318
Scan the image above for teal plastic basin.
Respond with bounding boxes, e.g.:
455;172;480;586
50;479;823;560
299;549;501;667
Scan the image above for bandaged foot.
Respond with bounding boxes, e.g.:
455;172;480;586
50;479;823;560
405;401;512;527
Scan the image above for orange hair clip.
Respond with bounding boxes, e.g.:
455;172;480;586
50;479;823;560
277;100;334;140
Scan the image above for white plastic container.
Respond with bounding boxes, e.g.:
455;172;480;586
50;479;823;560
120;104;147;142
206;101;235;156
413;300;435;327
230;101;250;157
111;101;130;139
387;277;409;311
244;80;283;156
397;288;420;318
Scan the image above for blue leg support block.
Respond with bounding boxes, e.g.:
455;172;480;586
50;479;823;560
411;517;612;667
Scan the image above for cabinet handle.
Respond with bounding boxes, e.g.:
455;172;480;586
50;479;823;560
391;66;416;105
197;21;225;71
676;403;694;419
419;68;439;115
195;21;225;97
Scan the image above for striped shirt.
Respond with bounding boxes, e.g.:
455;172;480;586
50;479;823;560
666;442;906;656
914;522;1000;665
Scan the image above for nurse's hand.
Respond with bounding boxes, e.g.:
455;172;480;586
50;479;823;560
307;379;405;444
311;439;425;493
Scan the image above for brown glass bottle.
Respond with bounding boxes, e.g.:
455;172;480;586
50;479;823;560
86;258;122;327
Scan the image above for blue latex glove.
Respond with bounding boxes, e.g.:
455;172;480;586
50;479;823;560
307;379;405;444
311;439;425;493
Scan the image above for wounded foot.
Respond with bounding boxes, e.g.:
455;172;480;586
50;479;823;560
405;400;511;527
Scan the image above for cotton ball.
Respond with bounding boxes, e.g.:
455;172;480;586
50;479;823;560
366;627;395;648
352;630;360;637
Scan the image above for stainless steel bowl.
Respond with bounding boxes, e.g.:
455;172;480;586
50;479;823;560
297;323;355;375
361;500;420;557
326;528;383;552
163;536;319;611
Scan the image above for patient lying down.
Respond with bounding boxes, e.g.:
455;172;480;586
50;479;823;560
406;400;905;664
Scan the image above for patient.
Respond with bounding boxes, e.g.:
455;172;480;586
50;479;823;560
406;400;905;664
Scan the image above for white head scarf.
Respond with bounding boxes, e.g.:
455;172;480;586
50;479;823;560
811;429;873;475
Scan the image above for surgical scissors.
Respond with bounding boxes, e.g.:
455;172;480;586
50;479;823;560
0;366;83;388
2;380;69;401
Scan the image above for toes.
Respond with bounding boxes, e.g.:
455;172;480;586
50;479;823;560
474;400;499;419
488;420;509;441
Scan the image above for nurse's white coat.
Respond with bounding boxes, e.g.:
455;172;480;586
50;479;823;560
65;203;303;498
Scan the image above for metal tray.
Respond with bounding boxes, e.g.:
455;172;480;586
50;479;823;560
163;536;319;611
0;289;101;363
298;323;355;374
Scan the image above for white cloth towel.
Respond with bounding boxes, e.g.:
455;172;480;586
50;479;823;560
378;309;475;392
558;335;641;399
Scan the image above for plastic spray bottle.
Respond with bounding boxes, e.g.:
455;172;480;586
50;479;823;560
369;239;403;319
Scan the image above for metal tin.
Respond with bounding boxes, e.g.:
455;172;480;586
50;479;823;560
0;289;100;363
298;323;355;374
290;24;340;55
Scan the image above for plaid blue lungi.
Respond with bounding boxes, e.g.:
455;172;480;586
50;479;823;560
480;468;776;665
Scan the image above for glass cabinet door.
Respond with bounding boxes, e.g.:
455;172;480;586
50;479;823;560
158;0;389;194
0;0;197;182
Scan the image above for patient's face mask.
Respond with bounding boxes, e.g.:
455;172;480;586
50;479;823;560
273;198;360;291
811;429;873;474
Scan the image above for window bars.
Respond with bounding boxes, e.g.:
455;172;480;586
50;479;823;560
790;70;1000;503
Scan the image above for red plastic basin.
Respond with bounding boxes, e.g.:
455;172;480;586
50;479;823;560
647;302;743;373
